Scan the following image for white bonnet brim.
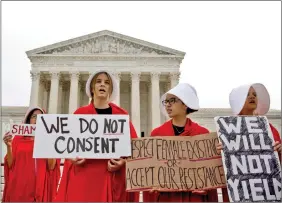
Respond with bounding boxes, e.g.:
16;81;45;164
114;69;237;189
229;83;270;115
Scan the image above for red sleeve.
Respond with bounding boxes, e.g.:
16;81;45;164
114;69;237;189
207;189;218;202
269;124;281;161
150;127;159;137
46;159;61;201
54;160;72;202
221;188;230;202
35;159;61;202
129;121;138;138
270;124;281;143
2;134;18;202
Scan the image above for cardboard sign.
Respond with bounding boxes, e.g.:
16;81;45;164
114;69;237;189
126;132;226;192
214;116;282;202
10;124;36;136
33;114;132;159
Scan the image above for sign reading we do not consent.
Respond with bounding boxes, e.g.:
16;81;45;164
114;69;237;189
33;114;132;159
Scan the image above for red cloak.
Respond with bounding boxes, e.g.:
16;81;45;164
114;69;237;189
54;102;138;202
142;118;219;202
2;135;61;202
221;123;282;202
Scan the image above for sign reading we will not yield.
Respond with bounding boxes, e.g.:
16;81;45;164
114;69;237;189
33;114;132;159
214;116;281;202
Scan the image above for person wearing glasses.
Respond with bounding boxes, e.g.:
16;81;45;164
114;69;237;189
2;107;60;202
55;70;138;202
216;83;281;202
143;83;218;202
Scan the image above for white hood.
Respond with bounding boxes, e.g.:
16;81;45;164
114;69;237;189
23;106;45;123
86;70;118;102
160;83;199;118
229;83;270;115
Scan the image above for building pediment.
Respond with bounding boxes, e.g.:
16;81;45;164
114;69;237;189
26;30;185;57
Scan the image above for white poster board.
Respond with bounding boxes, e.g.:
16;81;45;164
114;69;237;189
214;116;281;202
10;124;36;136
33;114;132;159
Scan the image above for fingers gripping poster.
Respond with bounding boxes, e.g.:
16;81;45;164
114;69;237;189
214;116;282;202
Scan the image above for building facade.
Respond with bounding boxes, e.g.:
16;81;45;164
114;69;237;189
1;30;281;200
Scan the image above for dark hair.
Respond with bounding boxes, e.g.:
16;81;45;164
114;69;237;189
186;107;198;115
180;100;198;115
25;109;42;124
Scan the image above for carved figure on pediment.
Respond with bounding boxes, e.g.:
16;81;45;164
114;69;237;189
123;43;130;54
150;50;157;55
109;39;117;53
78;45;84;53
118;42;125;53
136;47;143;54
129;44;135;54
101;36;110;52
84;42;92;53
93;39;100;53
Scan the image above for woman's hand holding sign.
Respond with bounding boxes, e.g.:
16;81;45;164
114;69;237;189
70;157;86;165
3;132;12;147
273;141;281;152
3;132;13;168
107;158;125;172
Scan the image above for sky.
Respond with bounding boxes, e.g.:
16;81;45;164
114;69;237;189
2;1;281;110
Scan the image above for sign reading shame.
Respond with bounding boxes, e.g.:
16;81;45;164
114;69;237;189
10;124;36;136
126;133;226;192
33;114;131;159
214;116;282;202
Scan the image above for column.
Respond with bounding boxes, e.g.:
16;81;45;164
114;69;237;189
169;72;180;89
146;82;152;137
112;72;121;105
42;82;49;111
68;71;80;113
29;71;41;107
48;71;60;114
151;72;161;129
57;81;64;113
130;72;141;137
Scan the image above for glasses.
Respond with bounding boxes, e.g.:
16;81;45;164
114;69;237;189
162;98;180;106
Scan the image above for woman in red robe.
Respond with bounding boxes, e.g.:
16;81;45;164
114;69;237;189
217;83;282;202
55;70;138;202
143;83;219;202
2;107;61;202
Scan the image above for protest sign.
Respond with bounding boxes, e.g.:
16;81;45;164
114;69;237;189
214;116;281;202
10;124;36;136
126;132;226;192
33;114;131;159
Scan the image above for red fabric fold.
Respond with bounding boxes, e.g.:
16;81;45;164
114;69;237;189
2;135;60;202
54;102;138;202
143;118;219;202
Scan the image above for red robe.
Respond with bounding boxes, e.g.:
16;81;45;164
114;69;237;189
221;123;282;202
2;135;61;202
55;102;138;202
142;118;219;202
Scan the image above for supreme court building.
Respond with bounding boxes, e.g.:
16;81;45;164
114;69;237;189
26;30;185;137
1;30;281;200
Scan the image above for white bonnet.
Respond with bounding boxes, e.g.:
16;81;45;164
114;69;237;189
160;83;199;117
229;83;270;115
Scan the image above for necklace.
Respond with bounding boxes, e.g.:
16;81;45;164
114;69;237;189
173;125;184;134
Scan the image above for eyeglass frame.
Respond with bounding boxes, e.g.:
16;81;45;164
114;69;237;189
161;97;182;106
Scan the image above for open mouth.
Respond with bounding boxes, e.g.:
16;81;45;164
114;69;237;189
166;109;172;113
99;89;106;93
249;100;256;104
